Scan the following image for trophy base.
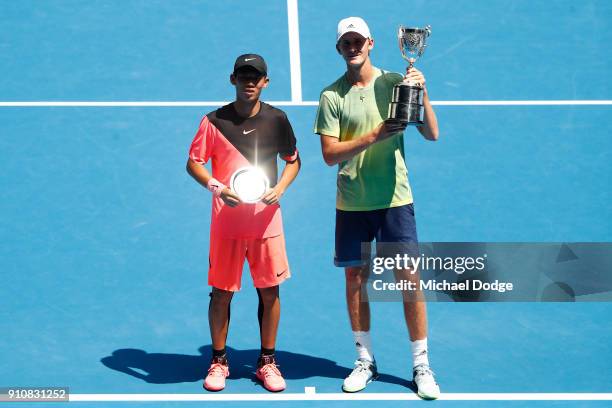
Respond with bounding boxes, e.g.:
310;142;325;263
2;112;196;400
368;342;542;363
388;83;425;126
388;103;425;126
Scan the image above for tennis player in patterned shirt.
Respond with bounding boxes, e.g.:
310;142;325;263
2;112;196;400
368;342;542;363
187;54;300;392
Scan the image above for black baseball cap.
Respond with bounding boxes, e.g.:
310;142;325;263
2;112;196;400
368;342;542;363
233;54;267;76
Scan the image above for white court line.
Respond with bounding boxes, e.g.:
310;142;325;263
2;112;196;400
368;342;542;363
435;100;612;106
67;392;612;402
1;100;611;107
286;0;303;103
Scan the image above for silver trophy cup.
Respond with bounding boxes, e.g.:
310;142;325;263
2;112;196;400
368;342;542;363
389;25;431;125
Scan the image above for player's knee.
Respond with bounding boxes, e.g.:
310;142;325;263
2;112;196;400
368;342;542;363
257;286;279;305
210;288;233;306
345;266;366;286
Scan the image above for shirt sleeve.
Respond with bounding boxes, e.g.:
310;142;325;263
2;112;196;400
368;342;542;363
385;71;405;87
188;116;216;164
313;92;340;138
278;113;298;162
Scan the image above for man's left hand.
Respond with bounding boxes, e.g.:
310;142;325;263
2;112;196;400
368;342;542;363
406;67;426;88
262;187;284;205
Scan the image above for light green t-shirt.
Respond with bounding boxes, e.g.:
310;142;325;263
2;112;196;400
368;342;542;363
314;67;413;211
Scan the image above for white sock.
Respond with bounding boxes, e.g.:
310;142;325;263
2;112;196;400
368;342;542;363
353;331;374;362
411;338;429;367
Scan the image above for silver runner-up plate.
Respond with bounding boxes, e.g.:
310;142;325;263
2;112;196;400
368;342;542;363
230;166;270;203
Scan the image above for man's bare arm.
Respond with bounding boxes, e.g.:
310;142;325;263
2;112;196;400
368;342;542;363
416;89;439;141
405;67;439;141
262;155;301;205
186;158;242;207
320;120;407;166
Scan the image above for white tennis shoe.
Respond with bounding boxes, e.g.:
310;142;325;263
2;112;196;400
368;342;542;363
413;363;440;400
342;358;378;392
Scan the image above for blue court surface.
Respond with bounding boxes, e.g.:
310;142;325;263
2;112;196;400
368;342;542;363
1;1;611;407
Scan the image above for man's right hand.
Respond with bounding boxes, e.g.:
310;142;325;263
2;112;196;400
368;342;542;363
220;188;242;207
320;119;408;166
376;119;408;142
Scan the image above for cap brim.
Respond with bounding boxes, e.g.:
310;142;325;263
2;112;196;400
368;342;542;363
337;31;369;42
233;65;266;76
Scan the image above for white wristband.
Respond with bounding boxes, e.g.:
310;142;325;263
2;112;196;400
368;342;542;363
207;178;226;197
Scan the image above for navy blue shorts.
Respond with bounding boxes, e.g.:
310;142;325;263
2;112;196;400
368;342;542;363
334;203;419;267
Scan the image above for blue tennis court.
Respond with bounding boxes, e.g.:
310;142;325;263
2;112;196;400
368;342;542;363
1;0;611;407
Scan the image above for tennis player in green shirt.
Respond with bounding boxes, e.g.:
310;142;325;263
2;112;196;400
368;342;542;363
314;16;440;399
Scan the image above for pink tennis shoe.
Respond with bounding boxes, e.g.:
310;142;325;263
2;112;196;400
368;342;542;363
203;357;229;391
255;355;286;392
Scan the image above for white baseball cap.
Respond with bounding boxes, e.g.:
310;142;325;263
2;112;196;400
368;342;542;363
336;17;371;42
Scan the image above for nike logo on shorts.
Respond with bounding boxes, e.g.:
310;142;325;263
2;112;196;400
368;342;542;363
276;270;287;277
243;129;256;135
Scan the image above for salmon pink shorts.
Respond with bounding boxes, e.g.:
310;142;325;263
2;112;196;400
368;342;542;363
208;233;290;291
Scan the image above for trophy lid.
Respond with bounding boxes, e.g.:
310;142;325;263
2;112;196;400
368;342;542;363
400;26;431;35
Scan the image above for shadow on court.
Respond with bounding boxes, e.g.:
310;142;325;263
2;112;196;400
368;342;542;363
100;345;413;389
